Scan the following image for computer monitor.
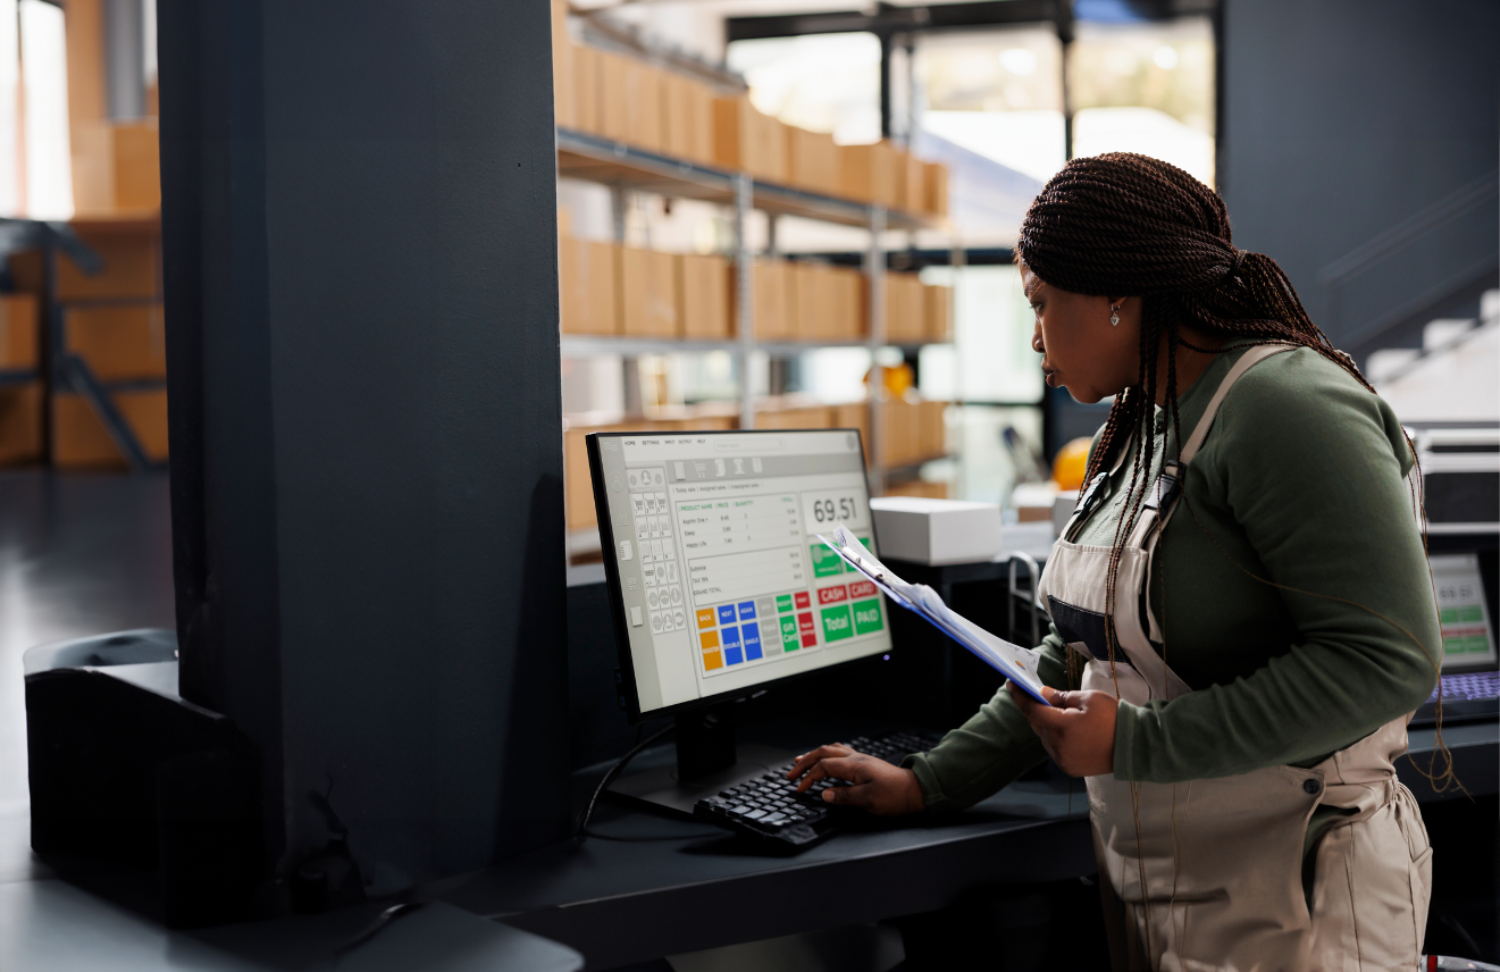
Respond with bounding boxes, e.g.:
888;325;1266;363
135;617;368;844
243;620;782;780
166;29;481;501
587;428;893;812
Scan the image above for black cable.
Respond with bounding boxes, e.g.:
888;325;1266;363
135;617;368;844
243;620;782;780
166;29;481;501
575;722;677;840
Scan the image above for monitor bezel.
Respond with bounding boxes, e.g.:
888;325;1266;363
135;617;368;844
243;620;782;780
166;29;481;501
586;427;889;724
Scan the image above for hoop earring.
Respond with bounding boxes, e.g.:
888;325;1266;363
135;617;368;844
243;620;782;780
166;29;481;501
1109;305;1120;327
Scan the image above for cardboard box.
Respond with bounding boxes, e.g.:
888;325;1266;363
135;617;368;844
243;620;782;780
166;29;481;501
923;161;949;217
923;284;951;343
755;404;833;430
896;149;924;215
71;121;160;214
832;401;871;459
832;266;868;339
787;128;837;195
551;0;574;128
0;381;42;465
664;74;714;165
559;237;619;335
713;97;787;181
619;247;679;337
881;398;916;467
66;304;168;379
572;43;600;134
55;229;160;301
0;294;39;370
870;496;999;564
677;253;731;339
625;62;665;152
881;480;949;501
884;272;925;343
918;399;947;459
750;259;790;340
52;388;169;468
597;50;631;144
838;141;898;207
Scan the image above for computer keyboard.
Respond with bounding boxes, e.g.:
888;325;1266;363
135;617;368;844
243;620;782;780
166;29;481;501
1410;670;1499;726
693;729;944;853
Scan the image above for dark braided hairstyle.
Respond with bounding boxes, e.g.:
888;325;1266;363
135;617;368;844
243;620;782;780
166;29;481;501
1017;153;1391;689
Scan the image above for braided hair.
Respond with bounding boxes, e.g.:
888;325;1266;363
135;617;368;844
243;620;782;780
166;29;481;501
1017;153;1386;686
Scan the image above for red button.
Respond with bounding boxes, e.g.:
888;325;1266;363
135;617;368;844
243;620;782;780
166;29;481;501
801;631;818;648
794;591;810;610
848;579;876;599
818;585;848;605
797;612;816;635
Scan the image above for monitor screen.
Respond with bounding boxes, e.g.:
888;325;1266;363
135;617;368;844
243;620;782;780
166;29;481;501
1432;553;1497;670
588;428;893;719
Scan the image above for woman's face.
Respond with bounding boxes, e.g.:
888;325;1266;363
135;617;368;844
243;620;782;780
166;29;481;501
1022;264;1142;405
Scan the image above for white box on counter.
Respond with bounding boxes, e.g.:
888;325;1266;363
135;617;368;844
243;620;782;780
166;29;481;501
870;497;1004;566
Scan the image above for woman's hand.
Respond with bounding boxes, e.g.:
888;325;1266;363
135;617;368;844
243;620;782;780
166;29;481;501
1008;683;1118;777
785;743;925;816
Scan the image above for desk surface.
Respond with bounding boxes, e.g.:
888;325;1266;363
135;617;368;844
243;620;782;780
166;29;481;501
428;718;1497;971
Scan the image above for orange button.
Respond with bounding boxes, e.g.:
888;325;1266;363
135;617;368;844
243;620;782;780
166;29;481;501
696;608;715;630
699;630;720;650
702;650;723;671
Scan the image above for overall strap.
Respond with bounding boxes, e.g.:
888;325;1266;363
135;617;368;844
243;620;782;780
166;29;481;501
1135;343;1298;645
1178;343;1298;464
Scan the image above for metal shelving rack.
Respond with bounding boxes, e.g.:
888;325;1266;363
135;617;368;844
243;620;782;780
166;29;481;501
555;126;947;492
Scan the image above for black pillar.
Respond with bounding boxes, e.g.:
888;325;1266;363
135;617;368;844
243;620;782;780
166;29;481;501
158;0;569;892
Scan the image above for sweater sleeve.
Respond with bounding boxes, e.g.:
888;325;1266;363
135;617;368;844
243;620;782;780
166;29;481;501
902;626;1074;813
1113;352;1441;783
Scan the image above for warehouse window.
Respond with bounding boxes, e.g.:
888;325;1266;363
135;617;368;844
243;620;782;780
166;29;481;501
1070;17;1216;185
727;31;882;145
0;0;72;219
916;27;1067;183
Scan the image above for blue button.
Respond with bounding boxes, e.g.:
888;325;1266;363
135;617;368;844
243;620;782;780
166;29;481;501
721;627;743;665
717;605;737;626
738;600;757;621
742;622;762;660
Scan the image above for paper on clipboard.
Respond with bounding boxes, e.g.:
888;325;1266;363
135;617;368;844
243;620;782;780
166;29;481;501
816;523;1052;705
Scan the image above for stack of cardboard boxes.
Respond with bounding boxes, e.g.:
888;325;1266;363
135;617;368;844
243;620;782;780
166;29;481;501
550;2;949;213
884;271;951;344
881;398;948;468
560;254;954;344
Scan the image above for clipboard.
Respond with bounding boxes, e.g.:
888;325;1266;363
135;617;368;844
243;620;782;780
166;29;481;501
816;523;1052;706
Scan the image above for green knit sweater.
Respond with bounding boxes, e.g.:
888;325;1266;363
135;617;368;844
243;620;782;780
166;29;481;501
905;343;1440;818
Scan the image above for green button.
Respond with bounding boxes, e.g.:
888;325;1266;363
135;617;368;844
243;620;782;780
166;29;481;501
821;605;854;642
1440;607;1459;623
776;594;793;613
852;598;884;635
1458;605;1484;623
810;544;845;578
1464;635;1491;654
780;614;800;652
1444;637;1467;655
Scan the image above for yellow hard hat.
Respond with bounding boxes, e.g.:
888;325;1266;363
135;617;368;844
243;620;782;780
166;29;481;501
1052;436;1092;491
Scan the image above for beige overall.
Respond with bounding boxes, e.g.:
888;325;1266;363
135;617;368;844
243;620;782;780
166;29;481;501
1035;345;1433;971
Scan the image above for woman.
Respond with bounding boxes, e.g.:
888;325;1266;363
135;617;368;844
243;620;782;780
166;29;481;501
789;153;1441;970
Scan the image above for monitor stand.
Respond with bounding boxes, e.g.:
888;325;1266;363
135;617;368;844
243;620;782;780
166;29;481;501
607;705;794;819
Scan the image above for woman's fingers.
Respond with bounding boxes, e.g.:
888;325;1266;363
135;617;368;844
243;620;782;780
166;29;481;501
793;754;860;792
786;743;853;781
